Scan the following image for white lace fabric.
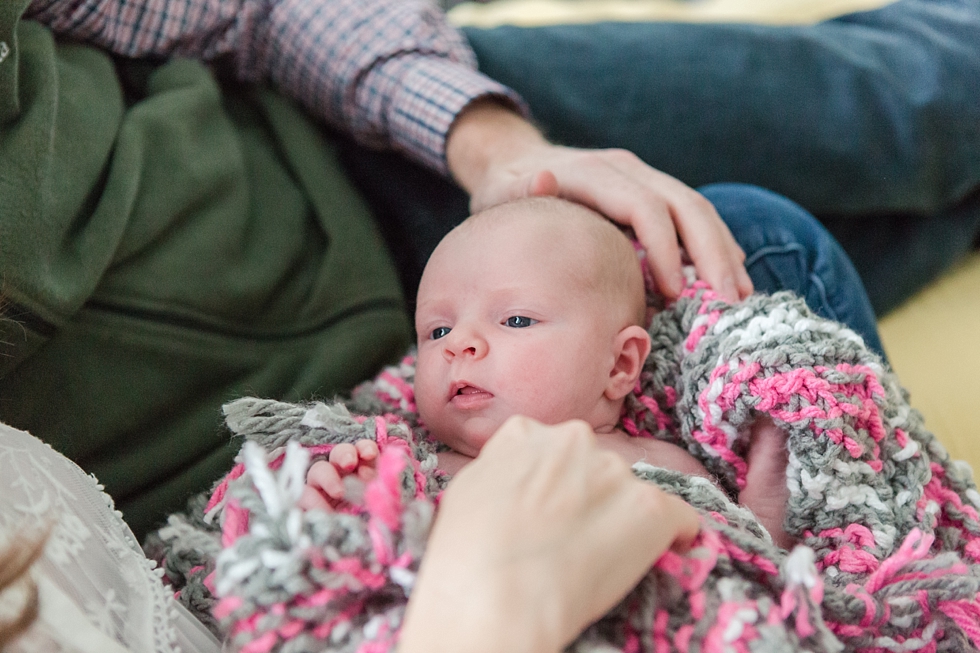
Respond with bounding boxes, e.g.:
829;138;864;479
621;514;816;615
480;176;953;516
0;422;220;653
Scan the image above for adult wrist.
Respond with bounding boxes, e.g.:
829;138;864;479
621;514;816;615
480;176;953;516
445;98;549;195
399;557;564;653
398;481;568;653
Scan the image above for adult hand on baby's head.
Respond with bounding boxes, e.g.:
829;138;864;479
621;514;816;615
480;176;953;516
399;416;700;653
446;100;753;303
298;440;379;512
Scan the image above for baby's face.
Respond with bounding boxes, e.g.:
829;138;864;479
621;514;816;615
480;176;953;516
414;214;627;457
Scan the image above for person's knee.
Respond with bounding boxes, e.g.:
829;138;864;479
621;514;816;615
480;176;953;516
699;183;829;253
698;182;885;358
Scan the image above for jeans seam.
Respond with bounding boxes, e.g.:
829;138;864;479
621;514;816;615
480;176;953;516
744;243;804;269
744;242;839;323
808;271;838;323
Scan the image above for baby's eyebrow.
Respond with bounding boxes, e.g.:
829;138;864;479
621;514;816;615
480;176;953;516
413;299;453;323
483;285;540;302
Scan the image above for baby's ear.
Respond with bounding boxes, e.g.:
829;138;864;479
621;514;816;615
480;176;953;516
605;325;652;401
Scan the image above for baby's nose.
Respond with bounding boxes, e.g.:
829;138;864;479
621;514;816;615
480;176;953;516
444;327;488;359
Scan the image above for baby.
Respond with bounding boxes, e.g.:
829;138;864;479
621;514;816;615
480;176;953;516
301;197;794;548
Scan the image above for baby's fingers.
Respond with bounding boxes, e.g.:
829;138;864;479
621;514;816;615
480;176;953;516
354;439;379;463
297;484;334;512
358;465;378;482
328;443;359;473
307;460;346;499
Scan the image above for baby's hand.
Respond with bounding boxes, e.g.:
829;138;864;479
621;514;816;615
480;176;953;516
298;439;379;512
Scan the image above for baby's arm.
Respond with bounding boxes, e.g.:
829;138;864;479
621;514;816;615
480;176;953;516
739;416;795;549
299;439;379;512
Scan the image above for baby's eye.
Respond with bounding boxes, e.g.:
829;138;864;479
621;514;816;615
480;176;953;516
430;326;452;340
504;316;538;328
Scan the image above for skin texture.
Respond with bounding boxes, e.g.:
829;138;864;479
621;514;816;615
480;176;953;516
739;415;795;550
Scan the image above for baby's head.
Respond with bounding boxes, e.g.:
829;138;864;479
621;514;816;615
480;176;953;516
414;197;651;456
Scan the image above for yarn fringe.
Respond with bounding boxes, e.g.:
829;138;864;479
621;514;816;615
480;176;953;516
150;282;980;652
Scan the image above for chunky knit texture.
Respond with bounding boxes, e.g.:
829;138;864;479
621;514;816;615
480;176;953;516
150;281;980;653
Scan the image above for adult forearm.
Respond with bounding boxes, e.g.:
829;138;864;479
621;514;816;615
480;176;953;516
26;0;521;172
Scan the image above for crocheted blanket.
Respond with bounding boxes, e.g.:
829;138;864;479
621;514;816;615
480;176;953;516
149;283;980;653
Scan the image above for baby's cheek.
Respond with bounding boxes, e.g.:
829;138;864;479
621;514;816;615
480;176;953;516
508;363;559;408
413;377;454;445
413;366;438;422
518;381;604;427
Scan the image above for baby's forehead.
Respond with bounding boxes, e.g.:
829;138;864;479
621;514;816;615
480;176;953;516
422;198;645;317
457;199;625;254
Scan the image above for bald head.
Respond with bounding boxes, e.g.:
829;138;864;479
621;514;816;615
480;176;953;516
442;197;647;327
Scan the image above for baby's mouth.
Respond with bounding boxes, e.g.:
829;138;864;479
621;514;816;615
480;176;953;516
448;382;493;405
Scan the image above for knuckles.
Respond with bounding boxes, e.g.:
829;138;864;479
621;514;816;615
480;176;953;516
598;148;638;167
687;191;718;217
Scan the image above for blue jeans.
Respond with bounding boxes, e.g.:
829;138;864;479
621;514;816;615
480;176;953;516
461;0;980;314
336;145;886;358
700;184;884;358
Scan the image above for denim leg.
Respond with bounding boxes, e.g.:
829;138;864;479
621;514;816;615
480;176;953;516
700;183;886;359
820;190;980;316
462;1;980;310
462;1;980;217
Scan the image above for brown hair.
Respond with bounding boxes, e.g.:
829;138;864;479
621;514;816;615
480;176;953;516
0;289;47;646
0;528;48;649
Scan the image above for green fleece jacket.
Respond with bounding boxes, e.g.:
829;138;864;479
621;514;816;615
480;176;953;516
0;1;411;539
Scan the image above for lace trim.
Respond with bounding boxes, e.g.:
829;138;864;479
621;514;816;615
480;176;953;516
0;425;182;653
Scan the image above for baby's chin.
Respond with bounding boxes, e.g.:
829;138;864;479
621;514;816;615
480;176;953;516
426;419;499;459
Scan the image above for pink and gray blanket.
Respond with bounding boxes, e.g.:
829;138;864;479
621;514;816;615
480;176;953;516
150;282;980;653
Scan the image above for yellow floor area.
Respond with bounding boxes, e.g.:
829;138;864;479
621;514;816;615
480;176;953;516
448;0;897;28
879;253;980;474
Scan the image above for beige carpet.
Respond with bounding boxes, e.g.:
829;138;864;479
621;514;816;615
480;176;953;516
879;253;980;475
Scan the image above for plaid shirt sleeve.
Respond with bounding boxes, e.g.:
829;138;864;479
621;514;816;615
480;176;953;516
25;0;527;172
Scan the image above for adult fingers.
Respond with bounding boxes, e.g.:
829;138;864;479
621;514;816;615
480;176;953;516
449;416;701;647
492;146;753;301
469;167;560;215
599;150;753;301
655;488;701;553
501;150;685;298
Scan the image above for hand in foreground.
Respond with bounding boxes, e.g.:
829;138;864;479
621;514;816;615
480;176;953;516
446;100;752;302
399;416;700;653
298;439;379;511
